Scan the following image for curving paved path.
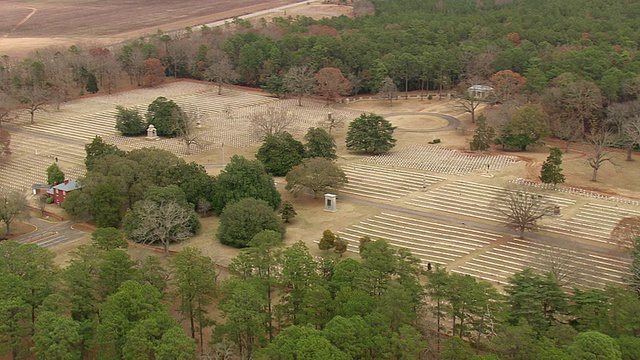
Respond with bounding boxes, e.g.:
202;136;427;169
383;112;460;132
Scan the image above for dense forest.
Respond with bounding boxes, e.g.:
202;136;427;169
2;232;640;359
2;0;640;358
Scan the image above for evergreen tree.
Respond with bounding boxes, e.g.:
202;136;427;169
85;72;99;94
304;127;337;160
256;132;305;176
278;201;297;223
319;229;337;251
346;114;397;154
217;198;285;248
540;147;565;188
470;114;495;151
334;236;348;257
46;163;65;185
212;155;281;214
115;105;146;136
145;97;185;137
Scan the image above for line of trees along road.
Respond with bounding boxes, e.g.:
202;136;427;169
2;236;640;359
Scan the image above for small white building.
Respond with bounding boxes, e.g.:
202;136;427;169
467;84;494;99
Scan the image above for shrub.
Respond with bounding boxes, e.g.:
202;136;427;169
45;197;54;204
217;198;285;248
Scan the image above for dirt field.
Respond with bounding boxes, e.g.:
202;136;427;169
0;0;352;57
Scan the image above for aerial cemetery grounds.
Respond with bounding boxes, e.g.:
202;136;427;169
1;0;638;294
2;77;638;291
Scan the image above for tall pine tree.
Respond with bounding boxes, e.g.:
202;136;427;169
470;114;495;151
540;147;565;188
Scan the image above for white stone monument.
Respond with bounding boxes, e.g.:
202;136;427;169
146;124;158;140
324;193;337;212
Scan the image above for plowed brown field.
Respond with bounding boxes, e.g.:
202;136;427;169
0;0;350;57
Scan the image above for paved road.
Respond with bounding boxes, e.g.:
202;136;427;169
14;217;85;248
384;112;461;132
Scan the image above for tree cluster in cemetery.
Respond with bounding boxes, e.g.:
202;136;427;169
65;143;214;235
256;126;338;177
495;104;550;151
145;96;186;137
346;113;397;154
217;198;285;248
256;131;306;176
4;0;640;356
211;155;281;214
112;96;203;153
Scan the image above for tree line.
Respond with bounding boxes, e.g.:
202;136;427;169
1;0;638;119
2;232;640;359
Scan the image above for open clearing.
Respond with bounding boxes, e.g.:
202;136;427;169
4;81;640;290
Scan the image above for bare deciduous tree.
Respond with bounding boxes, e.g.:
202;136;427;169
353;0;375;17
37;47;78;110
454;73;492;124
129;200;194;255
318;112;346;134
315;67;351;105
585;131;620;181
543;76;603;137
548;115;584;153
455;91;484;124
283;65;316;106
204;51;238;95
37;194;48;215
175;108;202;155
250;107;294;140
611;216;640;250
0;91;18;126
88;47;120;94
537;240;579;287
377;77;398;103
203;342;236;360
0;188;30;235
606;100;640;161
496;187;555;238
197;198;211;218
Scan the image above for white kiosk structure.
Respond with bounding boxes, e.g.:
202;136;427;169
324;194;337;212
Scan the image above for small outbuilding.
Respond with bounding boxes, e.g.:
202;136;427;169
467;84;494;99
31;184;52;195
324;193;337;212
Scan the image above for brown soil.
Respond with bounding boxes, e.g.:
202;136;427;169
0;0;352;58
